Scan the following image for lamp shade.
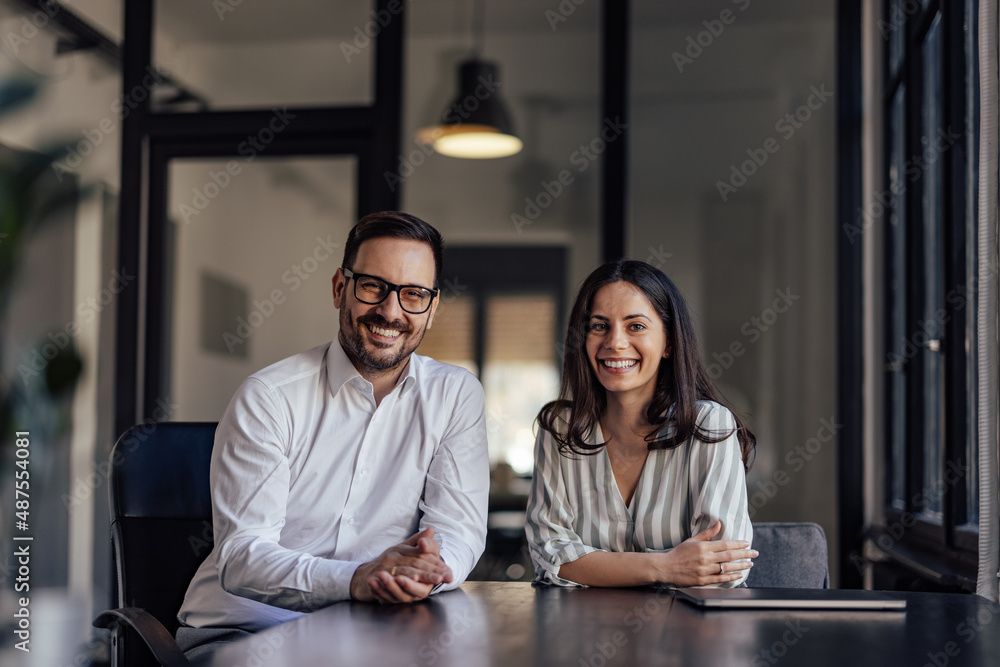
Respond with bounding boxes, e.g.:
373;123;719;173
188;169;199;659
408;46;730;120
418;59;522;159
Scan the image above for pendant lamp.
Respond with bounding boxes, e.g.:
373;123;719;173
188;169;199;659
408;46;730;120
416;0;522;159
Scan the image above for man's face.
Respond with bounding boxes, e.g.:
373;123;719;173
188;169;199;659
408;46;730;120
332;237;438;378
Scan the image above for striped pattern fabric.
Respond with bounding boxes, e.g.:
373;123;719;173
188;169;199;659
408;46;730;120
525;401;752;587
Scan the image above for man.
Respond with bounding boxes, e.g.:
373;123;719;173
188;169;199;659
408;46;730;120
176;212;489;653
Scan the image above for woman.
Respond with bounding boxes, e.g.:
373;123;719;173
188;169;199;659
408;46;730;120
525;260;757;587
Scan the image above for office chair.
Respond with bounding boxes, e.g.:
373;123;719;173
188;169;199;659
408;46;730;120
93;422;218;667
744;522;830;588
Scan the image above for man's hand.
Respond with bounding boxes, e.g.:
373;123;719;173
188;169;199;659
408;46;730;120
350;527;454;604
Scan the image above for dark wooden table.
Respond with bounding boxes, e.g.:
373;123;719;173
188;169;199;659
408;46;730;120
198;582;1000;666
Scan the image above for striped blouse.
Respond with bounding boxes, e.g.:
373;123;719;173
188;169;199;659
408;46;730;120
524;400;752;587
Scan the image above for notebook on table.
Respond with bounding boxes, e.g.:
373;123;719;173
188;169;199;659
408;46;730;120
673;587;907;611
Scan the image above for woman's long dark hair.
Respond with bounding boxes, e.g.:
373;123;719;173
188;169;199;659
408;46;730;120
537;260;755;471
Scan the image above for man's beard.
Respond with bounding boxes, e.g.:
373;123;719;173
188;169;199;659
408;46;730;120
339;310;424;374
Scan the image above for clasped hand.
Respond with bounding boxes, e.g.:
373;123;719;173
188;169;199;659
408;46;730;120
350;527;453;604
655;520;758;586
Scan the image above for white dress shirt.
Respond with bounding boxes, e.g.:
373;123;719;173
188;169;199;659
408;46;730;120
177;341;490;631
525;400;752;587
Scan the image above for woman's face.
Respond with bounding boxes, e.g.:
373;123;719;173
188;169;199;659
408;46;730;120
585;281;671;403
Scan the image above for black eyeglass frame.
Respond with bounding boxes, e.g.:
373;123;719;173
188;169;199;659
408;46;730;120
341;268;439;314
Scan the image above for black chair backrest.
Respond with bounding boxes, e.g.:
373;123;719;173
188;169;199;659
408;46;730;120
744;521;830;588
109;422;217;666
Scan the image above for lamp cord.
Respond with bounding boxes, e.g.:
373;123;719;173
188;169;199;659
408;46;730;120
471;0;485;58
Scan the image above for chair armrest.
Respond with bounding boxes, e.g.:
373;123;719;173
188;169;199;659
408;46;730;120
93;607;191;667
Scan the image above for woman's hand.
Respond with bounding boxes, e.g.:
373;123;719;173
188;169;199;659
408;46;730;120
652;520;757;586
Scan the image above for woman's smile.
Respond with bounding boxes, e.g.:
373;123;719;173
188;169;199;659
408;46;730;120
586;281;670;400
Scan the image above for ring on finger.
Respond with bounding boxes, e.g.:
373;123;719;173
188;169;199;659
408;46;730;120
719;562;725;575
390;566;396;576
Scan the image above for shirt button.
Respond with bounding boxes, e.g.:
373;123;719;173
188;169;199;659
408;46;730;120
347;516;355;525
360;466;369;476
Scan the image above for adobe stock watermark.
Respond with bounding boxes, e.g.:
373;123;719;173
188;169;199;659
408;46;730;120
623;588;671;634
485;406;510;437
188;519;214;558
436;275;470;304
644;245;673;269
61;397;178;511
850;459;972;575
405;611;474;667
235;621;299;667
213;0;245;21
221;235;339;353
16;267;135;383
750;621;810;667
716;84;834;202
872;460;969;555
921;599;1000;667
339;0;408;63
573;588;672;666
178;107;298;223
51;66;167;181
385;73;505;192
545;0;588;31
672;0;751;73
884;273;981;371
748;417;841;519
877;0;921;39
843;127;960;244
511;116;628;233
592;588;805;667
578;630;630;667
2;0;67;52
705;287;799;379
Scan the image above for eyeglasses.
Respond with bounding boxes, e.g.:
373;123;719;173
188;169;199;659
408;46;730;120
342;269;438;314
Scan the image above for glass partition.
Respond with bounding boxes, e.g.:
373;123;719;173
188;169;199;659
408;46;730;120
167;157;356;420
629;0;838;574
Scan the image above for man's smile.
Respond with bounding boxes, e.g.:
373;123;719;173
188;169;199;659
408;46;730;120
367;323;402;340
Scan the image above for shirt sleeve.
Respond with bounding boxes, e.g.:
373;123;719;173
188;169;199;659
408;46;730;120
212;378;362;611
419;373;490;592
524;426;602;587
688;403;753;588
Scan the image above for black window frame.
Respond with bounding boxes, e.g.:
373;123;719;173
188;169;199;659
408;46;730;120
114;0;405;439
876;0;979;588
431;246;567;381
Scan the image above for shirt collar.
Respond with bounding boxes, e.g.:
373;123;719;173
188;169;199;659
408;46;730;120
398;354;418;395
326;340;419;398
326;340;362;397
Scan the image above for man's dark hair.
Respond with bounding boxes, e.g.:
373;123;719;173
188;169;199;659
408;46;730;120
341;211;444;285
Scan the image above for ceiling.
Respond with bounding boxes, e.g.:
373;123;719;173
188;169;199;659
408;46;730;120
155;0;834;44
